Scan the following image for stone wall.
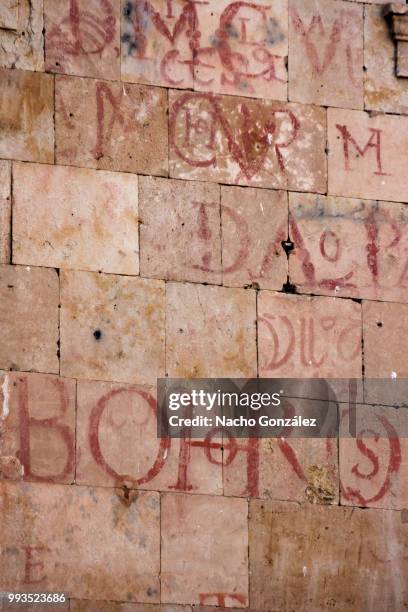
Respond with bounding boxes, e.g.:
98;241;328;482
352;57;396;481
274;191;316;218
0;0;407;610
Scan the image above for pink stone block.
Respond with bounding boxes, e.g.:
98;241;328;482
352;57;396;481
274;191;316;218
161;493;248;607
169;90;326;192
289;0;363;109
13;162;139;276
139;176;221;284
0;265;59;374
71;603;190;612
166;282;257;378
60;270;165;385
55;75;168;176
45;0;120;79
193;0;288;101
0;69;54;163
0;0;44;71
0;481;160;602
121;0;194;89
289;193;408;302
328;107;408;202
250;499;408;610
0;371;76;483
365;5;408;115
221;185;287;290
258;291;362;378
223;437;338;504
340;403;408;510
76;379;222;495
0;160;11;263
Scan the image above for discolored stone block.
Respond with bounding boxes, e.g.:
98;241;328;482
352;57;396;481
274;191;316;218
221;185;287;290
60;270;165;385
0;161;11;264
289;0;364;109
161;493;248;607
0;481;160;603
0;264;59;374
0;371;76;483
169;90;326;192
0;69;54;163
166;282;257;378
249;499;408;610
0;0;44;72
13;162;139;275
55;75;168;176
258;291;362;378
139;176;221;284
45;0;120;79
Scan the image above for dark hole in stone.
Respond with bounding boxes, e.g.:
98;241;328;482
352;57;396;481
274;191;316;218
93;329;102;340
281;238;294;256
377;321;383;328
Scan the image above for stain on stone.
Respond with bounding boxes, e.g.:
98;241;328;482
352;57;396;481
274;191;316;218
305;465;336;504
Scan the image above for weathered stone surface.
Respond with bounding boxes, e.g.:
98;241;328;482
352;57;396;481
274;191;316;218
45;0;120;79
289;0;364;109
60;270;165;385
221;186;287;290
71;603;190;612
192;0;288;101
121;0;288;101
258;291;362;378
363;300;408;380
139;176;221;284
161;493;248;607
0;69;54;163
0;481;160;602
0;0;44;71
166;282;257;377
249;499;408;610
13;162;139;275
55;75;168;176
169;90;326;192
0;161;11;264
224;437;339;504
0;371;75;483
0;265;59;374
340;403;408;510
328;107;408;202
76;379;222;495
289;193;408;302
365;5;408;114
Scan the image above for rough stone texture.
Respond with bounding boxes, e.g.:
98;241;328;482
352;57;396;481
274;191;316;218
44;0;121;79
249;499;408;611
340;403;408;511
0;68;54;163
13;162;139;275
328;107;408;202
0;371;76;483
192;0;288;101
60;270;165;385
0;265;59;374
139;176;221;284
224;437;339;504
76;379;223;495
166;282;257;378
0;161;11;264
0;481;160;603
258;291;362;378
169;90;327;193
289;192;408;302
221;186;287;290
289;0;364;109
365;5;408;115
161;493;248;607
71;603;190;612
55;75;168;176
0;0;44;71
